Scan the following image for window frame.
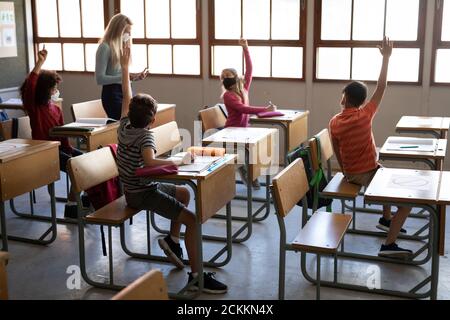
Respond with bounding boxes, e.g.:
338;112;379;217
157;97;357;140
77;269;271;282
31;0;110;74
313;0;427;85
114;0;203;78
208;0;308;81
431;0;450;86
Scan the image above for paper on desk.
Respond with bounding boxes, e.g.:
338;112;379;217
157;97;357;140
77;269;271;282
1;98;22;105
385;137;436;152
76;118;117;125
0;142;30;153
169;153;223;173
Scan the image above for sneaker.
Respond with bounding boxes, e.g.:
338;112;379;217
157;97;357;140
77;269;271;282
64;204;78;219
378;243;413;259
376;217;407;234
237;166;248;187
158;236;184;269
252;179;261;191
81;194;91;209
188;272;228;294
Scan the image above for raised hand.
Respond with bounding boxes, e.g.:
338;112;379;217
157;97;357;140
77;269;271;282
378;36;393;58
239;38;248;49
37;46;48;63
120;46;131;70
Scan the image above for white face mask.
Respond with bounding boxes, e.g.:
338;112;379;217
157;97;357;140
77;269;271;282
51;89;60;102
122;32;131;44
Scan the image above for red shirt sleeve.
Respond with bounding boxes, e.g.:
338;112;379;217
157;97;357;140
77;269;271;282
22;72;39;114
243;47;252;91
224;92;266;115
361;101;379;119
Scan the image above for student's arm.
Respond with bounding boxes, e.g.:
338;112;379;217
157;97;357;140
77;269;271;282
331;136;344;173
95;43;123;85
120;46;132;120
23;48;47;112
32;47;47;75
369;37;393;108
240;38;252;91
142;147;191;167
224;92;270;115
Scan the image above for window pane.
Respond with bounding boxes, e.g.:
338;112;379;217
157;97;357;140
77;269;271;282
321;0;352;40
149;45;172;74
317;47;351;80
85;43;100;72
215;0;241;39
39;43;62;70
243;0;270;40
172;0;197;39
63;43;85;71
272;47;303;78
35;0;58;37
248;46;271;77
212;46;242;76
121;0;145;38
353;0;385;41
442;0;450;41
81;0;105;38
58;0;81;37
173;45;200;75
385;0;419;41
352;48;382;81
130;44;148;73
388;48;420;82
435;49;450;83
272;0;301;40
146;0;170;38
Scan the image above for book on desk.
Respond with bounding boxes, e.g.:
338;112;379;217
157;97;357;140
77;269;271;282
52;118;118;133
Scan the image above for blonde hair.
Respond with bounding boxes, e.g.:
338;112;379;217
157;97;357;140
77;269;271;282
100;14;132;67
221;68;246;100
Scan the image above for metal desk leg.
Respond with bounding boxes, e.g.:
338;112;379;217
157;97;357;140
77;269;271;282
0;202;7;251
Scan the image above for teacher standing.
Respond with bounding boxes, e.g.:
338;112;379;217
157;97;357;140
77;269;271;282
96;14;149;120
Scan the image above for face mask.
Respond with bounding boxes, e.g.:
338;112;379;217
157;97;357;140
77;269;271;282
51;89;60;102
122;32;131;44
223;77;237;90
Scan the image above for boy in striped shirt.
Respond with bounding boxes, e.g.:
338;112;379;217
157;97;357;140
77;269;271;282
329;37;413;259
117;46;227;294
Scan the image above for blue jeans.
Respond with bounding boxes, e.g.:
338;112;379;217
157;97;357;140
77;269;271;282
101;84;123;120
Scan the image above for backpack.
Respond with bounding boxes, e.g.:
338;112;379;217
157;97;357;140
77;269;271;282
287;140;332;210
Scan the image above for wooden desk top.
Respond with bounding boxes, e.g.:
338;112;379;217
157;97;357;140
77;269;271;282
50;122;120;138
396;116;450;131
203;127;277;146
379;137;447;160
250;109;309;124
157;104;176;112
0;139;60;163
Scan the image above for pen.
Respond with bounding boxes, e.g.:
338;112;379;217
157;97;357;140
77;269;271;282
400;146;419;149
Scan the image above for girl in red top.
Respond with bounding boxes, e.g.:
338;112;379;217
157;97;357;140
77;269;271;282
20;47;82;218
220;39;276;128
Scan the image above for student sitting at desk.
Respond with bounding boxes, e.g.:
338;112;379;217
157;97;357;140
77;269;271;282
329;37;413;259
220;38;276;189
20;47;82;219
117;46;227;294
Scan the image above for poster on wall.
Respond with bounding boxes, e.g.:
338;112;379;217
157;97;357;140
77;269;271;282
0;2;17;58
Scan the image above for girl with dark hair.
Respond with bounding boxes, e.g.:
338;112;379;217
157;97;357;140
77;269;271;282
20;47;82;218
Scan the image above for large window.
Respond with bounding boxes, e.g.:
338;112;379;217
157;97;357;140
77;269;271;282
32;0;108;72
209;0;307;80
314;0;426;84
432;0;450;84
115;0;202;76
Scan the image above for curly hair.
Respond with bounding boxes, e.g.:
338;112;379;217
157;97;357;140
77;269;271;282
20;70;62;106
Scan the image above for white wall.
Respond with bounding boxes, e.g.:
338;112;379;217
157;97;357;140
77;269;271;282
26;0;450;168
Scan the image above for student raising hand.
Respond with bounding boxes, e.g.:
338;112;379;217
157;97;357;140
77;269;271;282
238;38;248;49
120;46;131;69
37;46;48;63
378;36;393;58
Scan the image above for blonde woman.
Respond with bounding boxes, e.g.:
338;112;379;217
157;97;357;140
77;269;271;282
96;14;149;120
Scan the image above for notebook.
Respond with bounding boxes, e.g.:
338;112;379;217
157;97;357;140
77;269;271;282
168;153;222;173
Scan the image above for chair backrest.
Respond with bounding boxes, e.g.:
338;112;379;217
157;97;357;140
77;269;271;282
272;158;309;218
0;120;12;141
152;121;182;156
199;106;227;132
0;251;9;300
17;116;32;139
0;116;32;141
68;147;119;193
71;99;107;121
112;270;168;300
309;129;334;171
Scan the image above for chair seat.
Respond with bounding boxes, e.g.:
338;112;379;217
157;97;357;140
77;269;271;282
292;212;352;254
321;172;361;199
84;196;139;226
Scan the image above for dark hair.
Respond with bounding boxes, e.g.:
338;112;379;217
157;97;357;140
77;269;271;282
20;70;62;106
128;94;158;128
342;81;368;108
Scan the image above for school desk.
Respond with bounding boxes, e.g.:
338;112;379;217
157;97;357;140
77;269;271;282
116;155;236;299
396;116;450;139
250;109;309;164
202;127;277;242
0;139;60;251
0;98;63;111
379;137;448;170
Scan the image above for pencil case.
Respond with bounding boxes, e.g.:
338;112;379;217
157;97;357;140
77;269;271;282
136;165;179;177
187;147;226;157
257;111;285;118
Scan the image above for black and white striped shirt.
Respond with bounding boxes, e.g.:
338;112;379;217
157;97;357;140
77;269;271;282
117;117;157;193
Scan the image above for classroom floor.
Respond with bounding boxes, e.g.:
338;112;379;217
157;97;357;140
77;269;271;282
3;174;450;300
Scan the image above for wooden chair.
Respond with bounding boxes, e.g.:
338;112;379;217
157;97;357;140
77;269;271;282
309;129;360;228
0;251;9;300
199;105;227;134
152;121;182;156
71;99;107;121
67;147;140;290
0;116;32;140
271;159;352;300
112;270;168;300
